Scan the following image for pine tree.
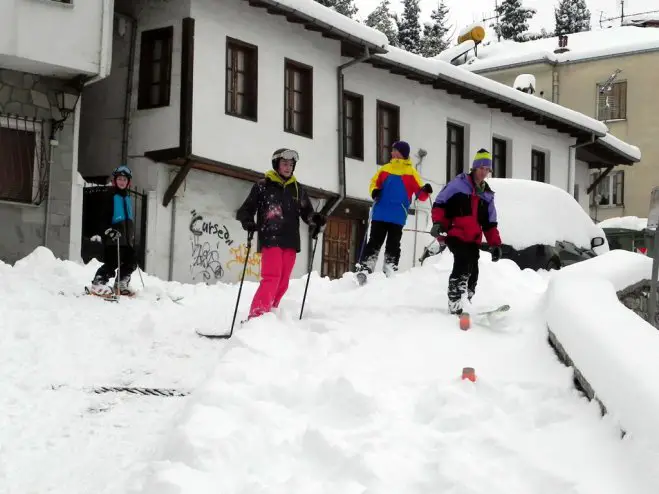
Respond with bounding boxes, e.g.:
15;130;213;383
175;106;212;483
397;0;422;54
314;0;358;19
554;0;591;36
492;0;536;41
365;0;398;45
420;0;451;57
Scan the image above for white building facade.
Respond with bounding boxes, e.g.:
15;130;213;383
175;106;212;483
0;0;113;264
77;0;638;285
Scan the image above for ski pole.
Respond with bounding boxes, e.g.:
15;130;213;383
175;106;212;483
115;235;121;298
223;230;254;340
356;206;373;266
299;225;321;320
137;265;145;288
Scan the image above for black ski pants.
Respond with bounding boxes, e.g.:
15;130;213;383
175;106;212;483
94;244;138;283
358;220;404;272
446;237;480;304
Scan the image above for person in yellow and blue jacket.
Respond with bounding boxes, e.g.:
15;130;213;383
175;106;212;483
356;141;433;277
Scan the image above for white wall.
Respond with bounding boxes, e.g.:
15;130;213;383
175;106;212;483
575;160;591;211
128;0;191;160
153;168;321;284
190;0;340;192
79;13;135;180
0;0;111;77
343;65;576;204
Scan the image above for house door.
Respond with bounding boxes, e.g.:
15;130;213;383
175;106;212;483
322;217;353;279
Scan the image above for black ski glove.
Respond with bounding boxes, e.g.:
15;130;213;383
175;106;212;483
421;183;433;194
490;245;502;262
241;219;258;233
430;222;445;238
371;189;382;201
311;213;327;227
104;228;121;241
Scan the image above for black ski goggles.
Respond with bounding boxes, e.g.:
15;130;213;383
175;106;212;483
273;149;299;162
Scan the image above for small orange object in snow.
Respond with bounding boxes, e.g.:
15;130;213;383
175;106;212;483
459;313;471;330
462;367;476;382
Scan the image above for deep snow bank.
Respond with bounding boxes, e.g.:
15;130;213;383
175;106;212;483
546;265;659;455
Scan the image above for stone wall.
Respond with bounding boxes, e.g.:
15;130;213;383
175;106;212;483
0;68;80;264
617;279;658;326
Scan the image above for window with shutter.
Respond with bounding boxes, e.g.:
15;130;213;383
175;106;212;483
597;81;627;121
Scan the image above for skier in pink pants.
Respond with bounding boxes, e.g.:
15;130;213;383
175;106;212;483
236;148;326;319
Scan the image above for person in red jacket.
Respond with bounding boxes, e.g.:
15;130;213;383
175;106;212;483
430;149;502;315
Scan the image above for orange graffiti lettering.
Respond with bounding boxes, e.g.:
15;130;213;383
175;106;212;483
226;243;262;279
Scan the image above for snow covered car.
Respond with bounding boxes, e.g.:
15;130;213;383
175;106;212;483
420;178;608;270
484;178;608;270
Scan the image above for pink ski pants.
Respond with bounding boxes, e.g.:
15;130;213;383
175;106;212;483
249;246;297;318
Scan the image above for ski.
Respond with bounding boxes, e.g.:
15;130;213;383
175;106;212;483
476;304;510;316
196;319;249;339
84;286;119;302
195;329;230;339
454;304;509;331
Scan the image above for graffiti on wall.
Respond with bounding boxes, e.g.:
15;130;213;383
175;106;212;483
189;210;234;282
226;243;262;279
187;209;261;283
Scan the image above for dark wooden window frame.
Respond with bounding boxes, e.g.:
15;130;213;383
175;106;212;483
376;100;400;165
225;36;258;122
597;80;627;121
343;90;364;161
446;122;465;183
531;149;547;182
137;26;174;110
492;137;507;178
283;58;313;138
0;116;43;204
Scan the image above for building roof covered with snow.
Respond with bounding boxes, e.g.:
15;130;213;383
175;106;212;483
459;25;659;73
243;0;389;56
245;0;640;166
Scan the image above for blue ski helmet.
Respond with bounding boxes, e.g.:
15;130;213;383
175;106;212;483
112;165;132;180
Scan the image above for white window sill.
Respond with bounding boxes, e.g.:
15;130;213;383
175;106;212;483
0;199;40;208
31;0;74;8
598;118;626;124
591;204;624;209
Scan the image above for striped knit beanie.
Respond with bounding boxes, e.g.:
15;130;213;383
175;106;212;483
472;148;493;169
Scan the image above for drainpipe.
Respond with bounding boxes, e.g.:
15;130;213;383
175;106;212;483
551;63;559;103
322;47;372;218
118;12;138;164
569;134;596;200
168;195;177;281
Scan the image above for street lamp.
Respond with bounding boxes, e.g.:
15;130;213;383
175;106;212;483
50;90;81;140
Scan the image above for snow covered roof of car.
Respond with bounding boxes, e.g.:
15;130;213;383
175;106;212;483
458;26;659;73
486;178;609;252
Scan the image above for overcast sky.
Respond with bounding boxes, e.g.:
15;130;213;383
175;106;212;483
352;0;657;41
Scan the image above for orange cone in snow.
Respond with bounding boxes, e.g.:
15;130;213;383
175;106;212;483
462;367;476;382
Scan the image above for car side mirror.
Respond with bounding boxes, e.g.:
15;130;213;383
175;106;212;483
591;236;605;248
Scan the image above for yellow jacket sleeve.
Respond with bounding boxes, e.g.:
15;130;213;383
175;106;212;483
410;168;424;189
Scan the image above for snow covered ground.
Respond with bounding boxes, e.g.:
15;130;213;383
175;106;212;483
2;247;659;493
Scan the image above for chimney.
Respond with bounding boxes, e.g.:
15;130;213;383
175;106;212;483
554;34;569;54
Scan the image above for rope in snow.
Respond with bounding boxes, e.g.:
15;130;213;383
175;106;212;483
92;386;190;397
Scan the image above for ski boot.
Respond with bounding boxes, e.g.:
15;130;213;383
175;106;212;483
114;277;136;297
449;299;470;331
354;263;371;286
86;276;118;300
